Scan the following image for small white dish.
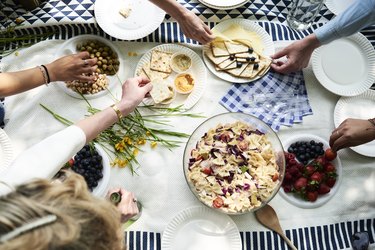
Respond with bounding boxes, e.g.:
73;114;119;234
162;206;242;250
198;0;249;10
312;33;375;97
279;134;342;209
334;90;375;157
174;73;195;95
170;53;192;73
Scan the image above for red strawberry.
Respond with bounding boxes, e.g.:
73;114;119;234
325;177;337;188
314;156;327;170
324;148;337;161
318;184;331;194
294;177;307;191
306;191;318;202
311;172;323;183
305;165;315;176
283;184;292;193
284;172;293;182
324;163;336;173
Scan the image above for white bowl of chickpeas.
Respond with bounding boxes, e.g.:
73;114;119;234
55;35;125;99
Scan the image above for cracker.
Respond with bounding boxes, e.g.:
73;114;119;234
239;63;254;78
150;50;172;73
226;62;249;77
142;63;170;81
224;41;249;54
211;41;230;57
205;48;229;65
150;78;173;104
217;59;237;70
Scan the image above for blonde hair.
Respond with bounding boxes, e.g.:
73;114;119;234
0;172;123;250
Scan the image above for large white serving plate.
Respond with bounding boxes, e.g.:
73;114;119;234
162;206;242;250
135;44;207;110
94;0;165;40
279;134;342;209
325;0;356;15
202;19;274;84
312;33;375;97
198;0;250;10
0;129;13;175
55;35;125;99
334;90;375;157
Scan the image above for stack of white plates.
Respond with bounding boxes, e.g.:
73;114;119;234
198;0;250;10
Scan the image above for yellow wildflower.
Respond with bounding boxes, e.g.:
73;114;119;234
151;141;157;148
133;148;139;156
137;138;146;145
115;141;125;152
146;131;151;136
117;159;128;168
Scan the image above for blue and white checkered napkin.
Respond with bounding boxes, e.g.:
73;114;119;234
220;71;313;132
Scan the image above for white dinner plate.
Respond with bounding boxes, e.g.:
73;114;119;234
198;0;250;10
94;0;165;40
55;35;125;99
135;44;207;110
334;90;375;157
162;206;242;250
279;134;343;209
0;129;13;175
202;19;275;84
312;33;375;97
325;0;356;15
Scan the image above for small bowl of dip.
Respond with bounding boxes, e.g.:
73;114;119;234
174;73;195;94
170;53;192;73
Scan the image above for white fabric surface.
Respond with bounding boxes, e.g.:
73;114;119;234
0;125;85;195
1;40;374;236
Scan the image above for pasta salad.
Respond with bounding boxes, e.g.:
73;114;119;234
187;121;280;213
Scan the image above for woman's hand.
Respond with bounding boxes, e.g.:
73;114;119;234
117;76;152;115
108;188;139;223
175;10;214;44
329;118;375;151
46;52;98;82
271;34;321;74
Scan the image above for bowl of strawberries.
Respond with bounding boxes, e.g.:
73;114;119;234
279;134;342;208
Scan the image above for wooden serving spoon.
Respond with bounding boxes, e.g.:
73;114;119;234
255;204;298;250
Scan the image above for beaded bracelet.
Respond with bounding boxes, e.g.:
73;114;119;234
111;103;123;120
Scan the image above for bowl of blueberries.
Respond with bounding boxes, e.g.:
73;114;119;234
69;144;110;197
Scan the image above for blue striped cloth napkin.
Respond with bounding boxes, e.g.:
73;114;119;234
219;71;313;131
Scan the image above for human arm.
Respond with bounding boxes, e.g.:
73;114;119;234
149;0;214;44
1;76;152;187
0;52;97;98
329;118;375;151
272;0;375;74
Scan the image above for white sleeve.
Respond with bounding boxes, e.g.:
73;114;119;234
1;125;86;188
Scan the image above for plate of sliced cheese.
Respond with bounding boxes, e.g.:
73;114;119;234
203;19;274;83
135;44;207;110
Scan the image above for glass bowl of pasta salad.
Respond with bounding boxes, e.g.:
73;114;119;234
183;112;285;215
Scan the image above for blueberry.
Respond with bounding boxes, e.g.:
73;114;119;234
246;57;251;62
248;48;253;53
236;62;243;68
254;63;259;70
229;54;235;60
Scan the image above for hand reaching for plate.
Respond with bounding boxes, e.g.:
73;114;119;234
107;188;139;223
46;52;98;82
330;118;375;151
175;10;215;45
271;34;321;74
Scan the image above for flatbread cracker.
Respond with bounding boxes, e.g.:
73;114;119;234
224;41;249;54
218;59;237;70
150;50;172;73
141;63;170;81
226;62;249;77
211;41;230;57
239;63;254;78
150;78;173;104
205;48;229;65
257;58;272;77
